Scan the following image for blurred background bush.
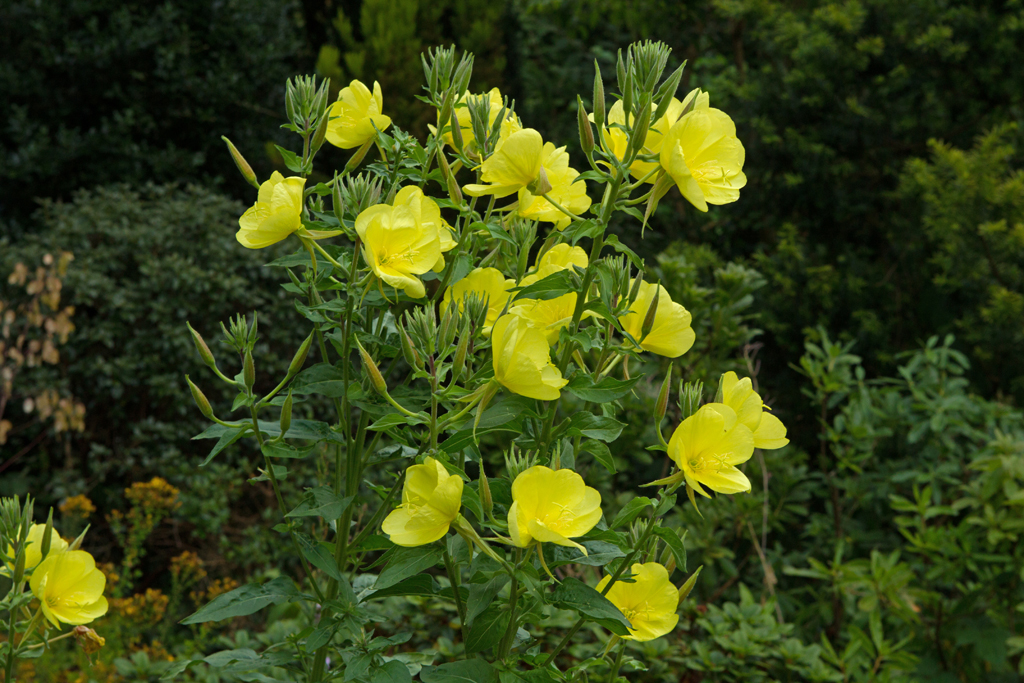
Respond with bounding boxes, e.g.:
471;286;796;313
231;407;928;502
2;0;1022;680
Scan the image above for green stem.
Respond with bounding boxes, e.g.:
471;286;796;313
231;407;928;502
497;548;523;660
541;193;583;222
607;641;626;683
443;550;469;643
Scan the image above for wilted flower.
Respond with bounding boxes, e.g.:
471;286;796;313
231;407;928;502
660;107;746;212
356;204;441;299
597;562;680;641
464;129;544;198
491;314;567;400
440;268;515;335
619;280;695;358
236;172;306;249
382;457;464;547
31;549;109;626
666;403;755;496
507;465;602;553
718;371;789;450
517;143;592;229
326;80;392;149
1;523;68;577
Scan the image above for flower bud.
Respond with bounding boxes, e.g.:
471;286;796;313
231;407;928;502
661;545;676;575
627;271;644;306
280;390;293;438
577;96;595;155
243;349;256;392
288;333;314;378
186;322;217;370
438;307;457;354
311;109;330;154
479;462;493;518
11;543;26;585
332;174;345;224
656;364;673;421
447;169;463;206
221;136;259;189
345;139;375;174
356;339;388;396
398;322;423;371
473;380;500;440
592;61;606;129
678;565;703;603
186;375;215;420
526;166;552;196
615;50;627;102
653;62;686;122
41;508;54;559
450;318;470;385
627;97;652;159
640;283;660;340
450;111;465;152
438;88;457;133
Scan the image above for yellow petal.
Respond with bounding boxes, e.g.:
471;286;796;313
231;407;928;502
753;412;789;450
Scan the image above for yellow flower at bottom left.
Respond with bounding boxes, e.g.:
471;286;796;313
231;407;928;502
382;457;464;547
31;550;109;627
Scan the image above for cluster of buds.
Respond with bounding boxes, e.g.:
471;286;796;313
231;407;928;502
285;75;333;159
337;173;384;222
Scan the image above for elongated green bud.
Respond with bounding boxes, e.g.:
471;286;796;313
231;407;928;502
438;88;457;133
451;318;470;385
627;272;644;306
479;462;493;518
41;508;54;559
243;349;256;392
398;322;423;371
628;97;652;159
186;375;215;420
656;364;673;421
450;109;465;152
68;525;90;552
11;542;26;585
288;333;314;378
280;390;293;437
678;566;703;602
332;173;345;224
577;96;594;155
356;339;388;396
222;136;259;189
640;283;660;340
311;108;330;153
593;61;606;129
661;544;676;575
473;380;500;441
345;139;374;173
186;322;217;370
615;50;627;101
653;62;686;122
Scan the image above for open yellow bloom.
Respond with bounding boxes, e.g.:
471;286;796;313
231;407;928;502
464;129;544;198
619;280;695;358
631;88;710;181
30;550;108;627
660;107;747;212
1;524;68;577
356;204;441;299
382;457;464;547
508;466;602;553
326;80;392;149
597;562;680;641
440;268;515;336
536;244;588;272
518;143;592;229
718;372;789;450
236;172;306;249
491;314;567;400
510;265;581;345
668;403;755;496
393;186;457;270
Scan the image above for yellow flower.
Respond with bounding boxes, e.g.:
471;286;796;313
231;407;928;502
439;87;521;150
30;549;109;627
507;466;602;553
517;143;592;229
1;523;68;577
659;107;746;212
326;80;392;149
619;280;695;358
236;172;306;249
718;372;789;450
356;204;441;299
382;457;464;547
668;403;755;496
393;186;457;270
440;268;515;336
464;129;544;198
536;244;588;272
596;562;680;641
510;265;582;345
491;314;567;400
631;88;710;181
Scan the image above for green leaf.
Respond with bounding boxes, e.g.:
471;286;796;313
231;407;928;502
562;413;625;442
369;411;429;431
366;574;439;600
441;396;533;452
551;540;625;567
464;605;510;654
296;532;344;581
566;375;641;402
560;219;603;244
196;425;251;466
651;525;687;574
609;497;652;529
511;270;576;302
581;440;616;473
180;577;302;624
287;487;354;520
466;574;510;623
605;234;643;269
290;363;349;398
374;545;444;590
550;577;632;636
372;661;413;683
262;442;317;459
420;660;499;683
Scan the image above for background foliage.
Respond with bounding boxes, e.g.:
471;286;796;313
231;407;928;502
2;0;1022;680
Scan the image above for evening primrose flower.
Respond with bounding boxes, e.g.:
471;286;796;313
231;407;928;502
356;204;441;299
718;371;789;450
666;403;755;496
326;80;391;149
619;280;695;358
510;265;582;345
631;88;710;181
393;186;457;268
659;107;746;212
440;268;515;335
507;465;602;552
30;550;109;626
464;129;544;198
382;457;464;547
597;562;680;641
536;244;588;272
491;314;567;400
236;172;306;249
1;523;68;577
518;143;592;229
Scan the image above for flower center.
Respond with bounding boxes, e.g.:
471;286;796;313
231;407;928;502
379;248;419;267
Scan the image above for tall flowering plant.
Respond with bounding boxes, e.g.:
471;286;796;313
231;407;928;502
179;41;787;683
